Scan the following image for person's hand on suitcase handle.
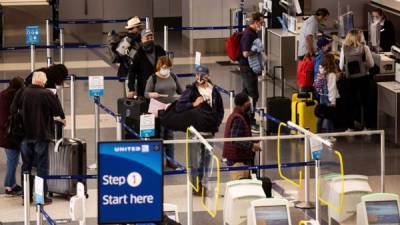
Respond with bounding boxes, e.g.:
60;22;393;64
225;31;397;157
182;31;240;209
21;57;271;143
252;143;262;152
127;91;137;99
193;96;204;107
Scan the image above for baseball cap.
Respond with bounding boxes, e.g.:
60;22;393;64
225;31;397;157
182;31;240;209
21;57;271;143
317;37;331;49
141;29;154;37
194;65;209;75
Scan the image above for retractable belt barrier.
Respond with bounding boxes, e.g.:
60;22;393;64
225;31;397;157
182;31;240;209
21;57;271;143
40;208;57;225
168;25;246;31
51;17;147;25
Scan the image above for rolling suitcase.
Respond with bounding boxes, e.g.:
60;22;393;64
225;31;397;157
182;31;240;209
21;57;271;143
266;66;291;134
291;93;318;133
48;121;87;198
117;97;149;139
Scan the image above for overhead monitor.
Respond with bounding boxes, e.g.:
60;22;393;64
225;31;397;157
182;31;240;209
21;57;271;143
247;198;292;225
357;193;400;225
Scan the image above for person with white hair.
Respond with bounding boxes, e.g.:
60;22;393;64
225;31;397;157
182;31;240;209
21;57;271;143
10;71;66;205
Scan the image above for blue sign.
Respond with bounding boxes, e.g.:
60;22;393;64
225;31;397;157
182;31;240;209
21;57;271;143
26;26;40;45
98;140;163;224
88;76;104;97
89;89;104;97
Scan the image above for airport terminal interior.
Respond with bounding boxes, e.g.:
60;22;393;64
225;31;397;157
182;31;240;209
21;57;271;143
0;0;400;225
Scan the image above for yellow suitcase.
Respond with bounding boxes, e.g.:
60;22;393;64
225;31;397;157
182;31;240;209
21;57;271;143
291;93;318;133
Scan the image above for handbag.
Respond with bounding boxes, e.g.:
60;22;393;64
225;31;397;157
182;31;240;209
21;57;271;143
160;101;219;132
5;112;24;144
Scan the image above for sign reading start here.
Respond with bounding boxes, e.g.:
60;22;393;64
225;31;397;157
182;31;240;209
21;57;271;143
98;140;163;224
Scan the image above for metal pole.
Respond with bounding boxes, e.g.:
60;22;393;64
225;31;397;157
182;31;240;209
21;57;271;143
89;96;100;170
116;114;122;141
30;44;35;72
229;90;234;114
24;172;30;225
60;28;64;64
46;19;52;67
261;24;267;110
296;135;313;209
70;75;76;139
187;179;193;225
164;26;168;52
259;109;265;177
380;131;385;192
36;205;43;225
145;17;150;30
315;160;321;223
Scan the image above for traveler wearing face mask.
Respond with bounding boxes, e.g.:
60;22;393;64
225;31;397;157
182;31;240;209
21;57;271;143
128;29;166;98
298;8;330;60
175;65;224;196
370;8;395;52
116;17;142;87
239;12;265;133
223;93;262;180
145;56;183;169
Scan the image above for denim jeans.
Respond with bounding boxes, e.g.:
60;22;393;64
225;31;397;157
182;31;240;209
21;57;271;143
20;139;50;196
160;126;174;163
317;118;334;133
240;66;259;125
4;149;20;188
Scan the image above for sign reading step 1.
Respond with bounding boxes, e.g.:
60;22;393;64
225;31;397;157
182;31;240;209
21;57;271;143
98;140;163;224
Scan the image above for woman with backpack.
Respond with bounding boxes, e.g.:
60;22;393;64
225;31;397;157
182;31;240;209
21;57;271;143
144;56;183;169
339;29;374;131
0;77;25;195
314;54;340;136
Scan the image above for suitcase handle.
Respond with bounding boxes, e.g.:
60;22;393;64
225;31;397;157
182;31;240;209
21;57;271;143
273;66;285;97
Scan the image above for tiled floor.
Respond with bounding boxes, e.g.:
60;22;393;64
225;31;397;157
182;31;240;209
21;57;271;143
0;30;399;225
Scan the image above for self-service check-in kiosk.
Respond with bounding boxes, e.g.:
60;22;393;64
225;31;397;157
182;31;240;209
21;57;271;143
357;193;400;225
247;198;292;225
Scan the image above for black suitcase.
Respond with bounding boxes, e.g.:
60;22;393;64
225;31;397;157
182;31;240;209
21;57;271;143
266;66;291;134
48;121;87;198
117;97;149;139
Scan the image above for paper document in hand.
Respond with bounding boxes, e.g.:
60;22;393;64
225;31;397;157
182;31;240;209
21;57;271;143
149;98;169;117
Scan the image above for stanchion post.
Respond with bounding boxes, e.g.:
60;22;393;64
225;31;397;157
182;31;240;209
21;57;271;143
30;44;35;72
89;96;100;170
36;204;43;225
259;109;265;177
187;179;193;225
145;17;150;30
116;114;122;141
23;172;31;225
164;26;168;52
315;159;321;223
380;131;385;192
46;19;52;67
70;75;76;139
60;28;65;64
229;90;234;114
261;24;267;110
295;134;313;209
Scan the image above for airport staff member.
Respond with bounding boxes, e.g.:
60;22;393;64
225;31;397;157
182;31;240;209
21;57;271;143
298;8;330;60
370;8;395;52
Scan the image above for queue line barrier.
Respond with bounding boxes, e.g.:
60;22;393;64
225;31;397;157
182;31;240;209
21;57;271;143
51;18;147;25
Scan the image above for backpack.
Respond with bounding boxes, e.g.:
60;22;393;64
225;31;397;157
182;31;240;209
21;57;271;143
105;30;126;64
297;56;314;89
225;32;243;61
344;45;366;79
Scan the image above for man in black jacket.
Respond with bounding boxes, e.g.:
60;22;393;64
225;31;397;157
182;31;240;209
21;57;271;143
371;8;395;52
127;29;166;98
11;71;65;204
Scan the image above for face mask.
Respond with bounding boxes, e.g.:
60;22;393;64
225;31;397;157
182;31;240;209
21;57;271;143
143;41;154;52
159;68;171;77
128;33;141;42
196;74;207;84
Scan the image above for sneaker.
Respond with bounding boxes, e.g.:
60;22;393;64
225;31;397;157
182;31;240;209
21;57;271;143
5;185;23;196
251;124;261;134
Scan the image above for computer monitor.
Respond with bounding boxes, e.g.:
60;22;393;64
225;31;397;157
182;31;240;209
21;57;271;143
223;180;266;225
357;193;400;225
339;12;354;38
247;198;292;225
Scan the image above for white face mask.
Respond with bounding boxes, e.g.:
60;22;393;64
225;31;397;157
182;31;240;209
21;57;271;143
159;68;171;78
